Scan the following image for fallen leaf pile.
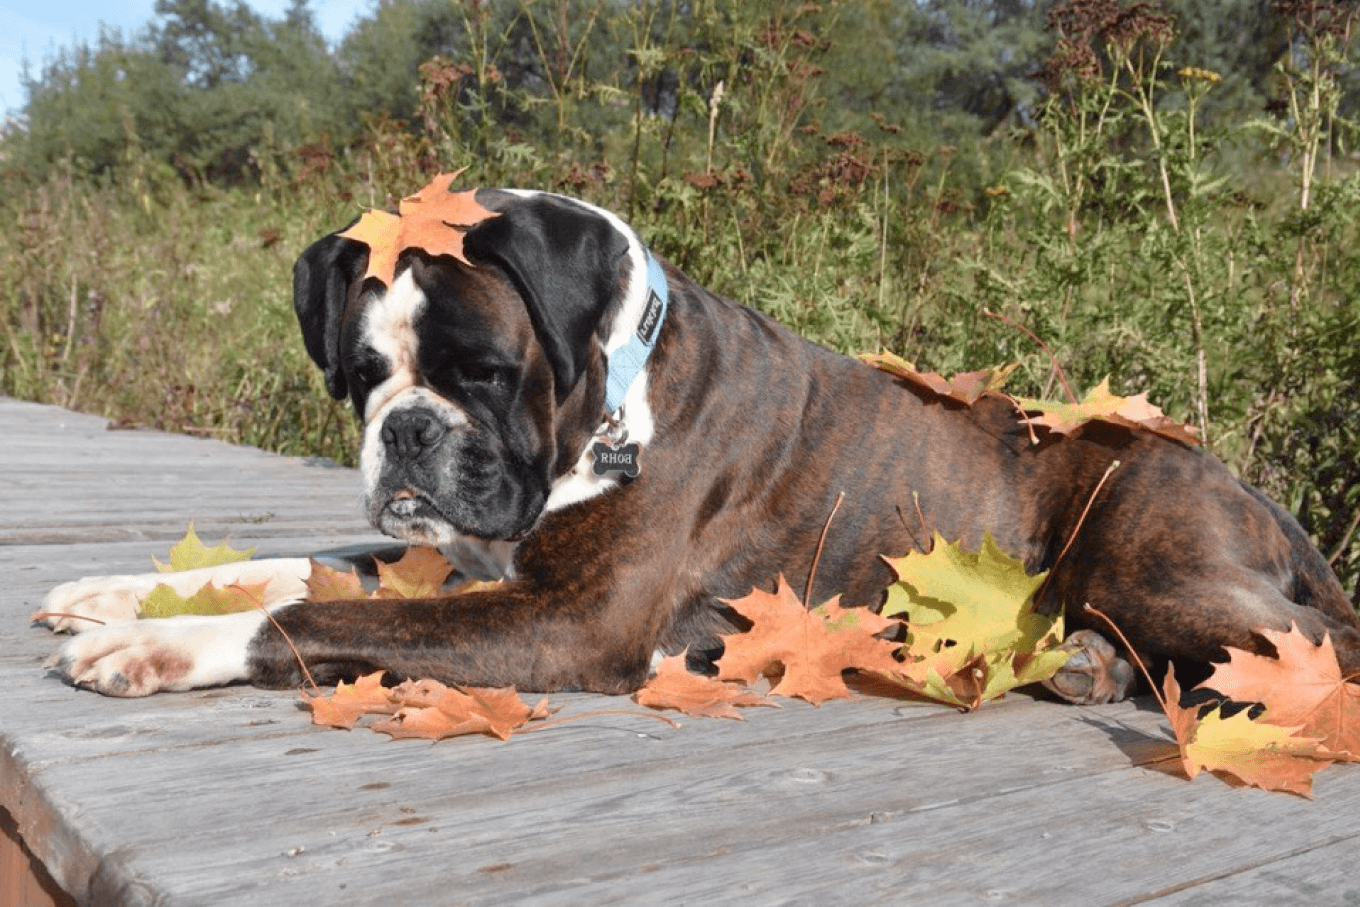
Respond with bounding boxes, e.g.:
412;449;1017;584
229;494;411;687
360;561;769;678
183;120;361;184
304;671;554;741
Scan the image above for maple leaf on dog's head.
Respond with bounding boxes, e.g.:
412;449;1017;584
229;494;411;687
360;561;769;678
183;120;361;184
717;577;901;706
634;652;778;720
860;351;1016;406
1197;623;1360;761
1015;378;1200;446
154;523;255;572
339;170;500;286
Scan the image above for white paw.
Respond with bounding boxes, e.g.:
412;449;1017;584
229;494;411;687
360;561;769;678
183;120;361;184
35;575;159;633
46;612;266;697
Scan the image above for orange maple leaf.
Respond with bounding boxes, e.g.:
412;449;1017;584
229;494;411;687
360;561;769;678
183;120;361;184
372;681;551;741
860;351;1016;406
305;558;368;602
1197;623;1360;761
717;577;902;706
339;170;500;286
634;652;778;720
304;672;553;741
1015;378;1200;446
302;671;398;730
1162;669;1329;797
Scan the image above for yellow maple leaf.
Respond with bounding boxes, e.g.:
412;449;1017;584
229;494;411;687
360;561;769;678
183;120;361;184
153;523;255;572
877;533;1068;708
138;581;268;618
1198;623;1360;761
1161;669;1331;797
1015;378;1200;445
373;546;455;599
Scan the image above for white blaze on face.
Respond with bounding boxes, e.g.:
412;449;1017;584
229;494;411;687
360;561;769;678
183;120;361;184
355;269;469;523
360;269;427;423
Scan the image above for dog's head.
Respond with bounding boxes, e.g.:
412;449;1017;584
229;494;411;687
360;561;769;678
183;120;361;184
293;187;659;546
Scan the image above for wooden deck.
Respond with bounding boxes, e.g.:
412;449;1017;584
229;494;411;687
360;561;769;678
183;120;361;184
3;394;1359;906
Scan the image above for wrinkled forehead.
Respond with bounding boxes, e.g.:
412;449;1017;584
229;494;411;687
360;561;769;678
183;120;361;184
347;257;529;358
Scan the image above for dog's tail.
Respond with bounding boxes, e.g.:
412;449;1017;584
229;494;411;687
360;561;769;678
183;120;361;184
1239;480;1358;625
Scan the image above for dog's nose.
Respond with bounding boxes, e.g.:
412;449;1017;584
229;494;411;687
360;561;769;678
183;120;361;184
382;410;448;462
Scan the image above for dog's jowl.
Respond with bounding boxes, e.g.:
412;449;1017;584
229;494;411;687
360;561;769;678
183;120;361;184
39;178;1360;703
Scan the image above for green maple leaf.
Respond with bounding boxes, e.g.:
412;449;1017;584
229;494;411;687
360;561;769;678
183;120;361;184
877;532;1069;708
139;582;268;618
154;523;256;573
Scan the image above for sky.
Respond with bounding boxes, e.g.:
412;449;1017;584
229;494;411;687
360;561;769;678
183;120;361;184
0;0;371;117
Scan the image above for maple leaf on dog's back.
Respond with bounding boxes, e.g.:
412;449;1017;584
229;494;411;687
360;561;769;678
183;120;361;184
878;533;1069;709
860;351;1016;406
339;170;501;287
717;577;901;706
1015;378;1200;446
153;523;255;572
1197;624;1360;761
634;652;777;720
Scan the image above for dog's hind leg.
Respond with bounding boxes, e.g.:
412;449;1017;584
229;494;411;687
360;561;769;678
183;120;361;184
1042;629;1136;704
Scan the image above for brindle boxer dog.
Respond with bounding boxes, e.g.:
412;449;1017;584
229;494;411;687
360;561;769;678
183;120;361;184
40;183;1360;704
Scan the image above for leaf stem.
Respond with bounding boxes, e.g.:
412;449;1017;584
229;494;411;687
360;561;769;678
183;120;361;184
1084;602;1165;713
1034;459;1120;605
806;491;847;608
983;309;1077;403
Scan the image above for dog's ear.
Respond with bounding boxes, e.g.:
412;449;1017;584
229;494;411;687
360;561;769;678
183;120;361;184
462;195;631;396
292;232;369;400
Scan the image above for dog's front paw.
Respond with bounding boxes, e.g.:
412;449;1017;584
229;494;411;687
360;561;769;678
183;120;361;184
1042;629;1135;705
45;613;263;696
34;575;157;633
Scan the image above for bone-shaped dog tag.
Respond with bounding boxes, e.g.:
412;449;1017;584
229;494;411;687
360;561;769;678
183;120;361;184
591;439;641;478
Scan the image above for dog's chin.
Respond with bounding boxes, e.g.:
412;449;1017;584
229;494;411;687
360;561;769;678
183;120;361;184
371;492;540;546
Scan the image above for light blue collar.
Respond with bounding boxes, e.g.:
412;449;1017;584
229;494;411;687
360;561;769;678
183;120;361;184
604;250;668;414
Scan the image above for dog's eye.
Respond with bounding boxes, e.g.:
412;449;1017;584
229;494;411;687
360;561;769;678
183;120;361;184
353;360;387;388
462;364;512;389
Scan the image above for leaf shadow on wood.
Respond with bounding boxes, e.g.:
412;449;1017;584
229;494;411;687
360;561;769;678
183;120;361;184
1070;698;1188;781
